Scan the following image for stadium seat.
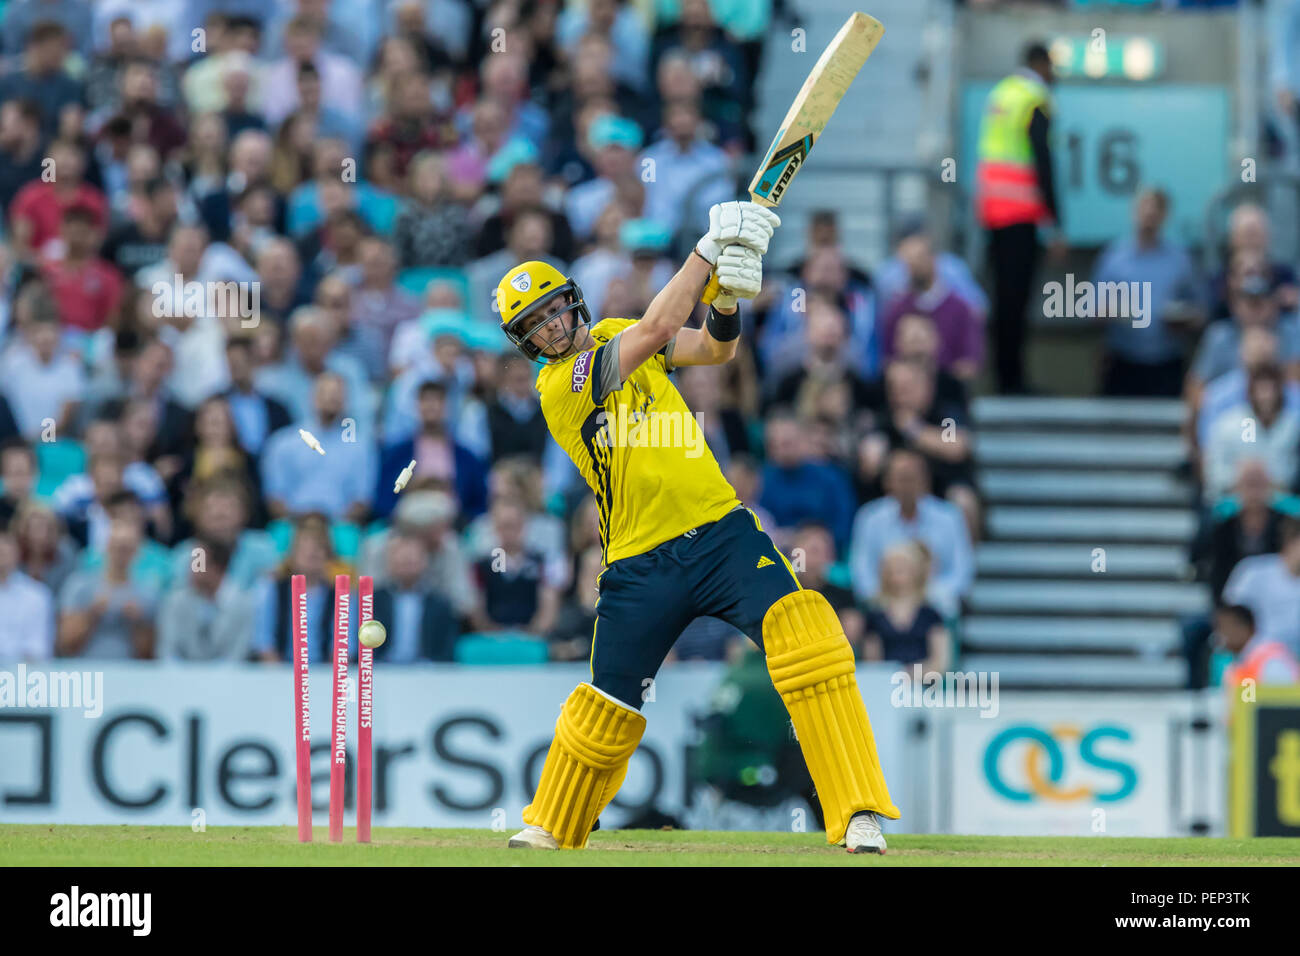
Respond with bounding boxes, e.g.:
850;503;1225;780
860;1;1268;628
396;267;470;304
264;520;361;561
266;519;295;556
454;632;550;665
946;615;963;667
79;541;174;592
34;440;86;498
1210;493;1300;521
1208;649;1232;687
331;522;361;560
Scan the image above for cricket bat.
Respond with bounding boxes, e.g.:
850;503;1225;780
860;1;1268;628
702;11;884;304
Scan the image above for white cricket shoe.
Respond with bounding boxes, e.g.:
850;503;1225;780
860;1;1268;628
508;825;559;850
843;811;887;854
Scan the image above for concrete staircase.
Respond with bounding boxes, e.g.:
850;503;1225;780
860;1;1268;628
964;397;1206;689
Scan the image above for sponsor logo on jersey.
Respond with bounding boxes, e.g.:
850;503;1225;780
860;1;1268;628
572;349;593;392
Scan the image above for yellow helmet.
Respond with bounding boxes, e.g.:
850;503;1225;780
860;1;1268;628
496;260;591;362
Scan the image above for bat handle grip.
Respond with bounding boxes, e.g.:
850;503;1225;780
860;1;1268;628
701;271;721;305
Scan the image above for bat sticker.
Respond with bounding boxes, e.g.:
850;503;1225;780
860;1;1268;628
755;135;815;202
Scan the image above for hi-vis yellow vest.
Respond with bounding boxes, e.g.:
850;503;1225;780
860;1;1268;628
975;73;1052;228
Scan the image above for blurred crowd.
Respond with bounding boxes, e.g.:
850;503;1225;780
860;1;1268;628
1169;199;1300;687
0;0;1291;686
0;0;985;672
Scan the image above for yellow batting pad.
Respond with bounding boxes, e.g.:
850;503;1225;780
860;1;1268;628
764;590;900;844
522;683;646;848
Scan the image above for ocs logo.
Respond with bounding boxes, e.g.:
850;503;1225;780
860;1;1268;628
983;724;1138;803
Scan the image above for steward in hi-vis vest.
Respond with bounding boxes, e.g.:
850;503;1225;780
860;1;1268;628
977;41;1063;395
975;69;1057;229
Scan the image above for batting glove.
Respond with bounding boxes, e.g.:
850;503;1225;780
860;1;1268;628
696;201;782;264
711;244;763;308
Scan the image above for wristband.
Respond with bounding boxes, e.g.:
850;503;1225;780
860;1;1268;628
705;304;741;342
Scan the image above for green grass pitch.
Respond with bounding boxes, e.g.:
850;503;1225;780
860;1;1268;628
2;826;1298;866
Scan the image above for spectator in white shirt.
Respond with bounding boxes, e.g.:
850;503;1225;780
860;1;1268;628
1195;326;1300;450
1223;517;1300;659
1203;364;1300;501
56;513;158;659
182;14;265;114
850;449;974;617
261;15;363;129
1;313;85;440
0;526;54;661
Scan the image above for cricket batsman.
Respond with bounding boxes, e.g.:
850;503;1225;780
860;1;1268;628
496;200;899;852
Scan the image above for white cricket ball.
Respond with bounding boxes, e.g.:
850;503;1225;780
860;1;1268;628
359;620;387;649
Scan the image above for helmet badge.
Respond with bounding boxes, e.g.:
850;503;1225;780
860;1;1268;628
511;272;531;292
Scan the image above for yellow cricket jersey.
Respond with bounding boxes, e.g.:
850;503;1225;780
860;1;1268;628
536;317;740;562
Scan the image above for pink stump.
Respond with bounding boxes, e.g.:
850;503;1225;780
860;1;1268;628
357;576;374;843
291;574;312;842
328;574;351;843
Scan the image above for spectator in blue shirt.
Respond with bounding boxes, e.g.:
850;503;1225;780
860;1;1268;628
758;410;855;553
254;305;374;432
759;253;878;382
1094;188;1206;397
557;0;651;94
4;0;94;59
260;371;377;522
285;138;400;239
249;513;350;662
638;97;733;241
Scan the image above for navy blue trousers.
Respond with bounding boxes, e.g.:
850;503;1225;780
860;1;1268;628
590;508;801;709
